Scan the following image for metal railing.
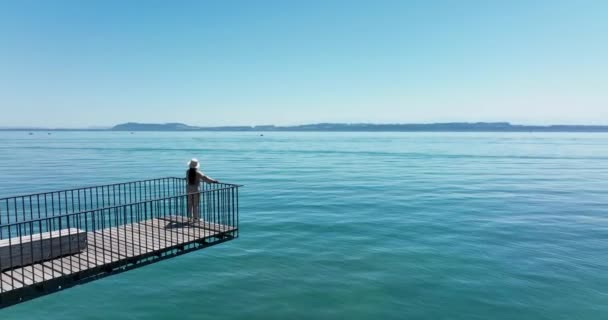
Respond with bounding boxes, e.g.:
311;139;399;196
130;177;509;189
0;177;240;299
0;177;190;225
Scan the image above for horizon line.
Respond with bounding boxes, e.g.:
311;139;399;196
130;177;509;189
2;121;608;132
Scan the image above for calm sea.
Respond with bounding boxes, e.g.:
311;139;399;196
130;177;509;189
0;131;606;319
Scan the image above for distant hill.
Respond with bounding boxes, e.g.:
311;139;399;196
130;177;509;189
109;122;608;132
3;122;608;132
111;122;198;131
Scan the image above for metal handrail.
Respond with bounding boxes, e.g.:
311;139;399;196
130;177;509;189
169;177;244;187
0;177;182;201
0;185;239;228
0;177;241;230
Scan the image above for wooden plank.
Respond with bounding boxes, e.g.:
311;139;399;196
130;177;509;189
0;254;63;288
106;226;163;253
86;233;128;263
160;215;236;233
40;253;88;276
131;220;190;246
139;219;201;244
5;262;63;287
37;233;118;275
131;221;176;250
29;263;57;281
169;214;236;232
156;217;221;240
61;250;107;272
132;219;180;245
78;234;109;267
39;253;89;275
0;229;87;271
54;244;114;274
173;223;217;240
31;260;63;280
0;214;236;298
6;266;39;287
93;231;132;257
0;272;22;291
102;229;145;257
81;231;135;267
114;223;167;251
152;217;211;238
62;254;98;271
100;228;146;255
88;232;123;259
83;233;119;266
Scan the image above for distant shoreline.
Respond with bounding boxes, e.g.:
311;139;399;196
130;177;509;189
2;122;608;132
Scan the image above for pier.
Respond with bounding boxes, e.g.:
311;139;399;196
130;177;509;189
0;177;240;308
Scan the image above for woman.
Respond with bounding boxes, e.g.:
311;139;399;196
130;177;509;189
186;158;219;221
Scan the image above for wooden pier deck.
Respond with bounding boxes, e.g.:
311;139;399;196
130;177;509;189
0;178;240;308
0;215;237;306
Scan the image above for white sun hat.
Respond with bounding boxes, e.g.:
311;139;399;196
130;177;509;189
187;158;200;169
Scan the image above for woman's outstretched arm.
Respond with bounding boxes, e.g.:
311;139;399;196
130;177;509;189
198;171;219;184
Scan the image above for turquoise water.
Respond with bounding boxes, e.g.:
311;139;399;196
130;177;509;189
0;131;607;319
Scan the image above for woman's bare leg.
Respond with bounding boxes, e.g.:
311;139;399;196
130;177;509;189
193;193;200;220
187;194;194;220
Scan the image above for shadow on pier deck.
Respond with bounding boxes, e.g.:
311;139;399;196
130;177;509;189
0;177;240;308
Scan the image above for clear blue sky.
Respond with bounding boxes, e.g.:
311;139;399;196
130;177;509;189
0;0;606;128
